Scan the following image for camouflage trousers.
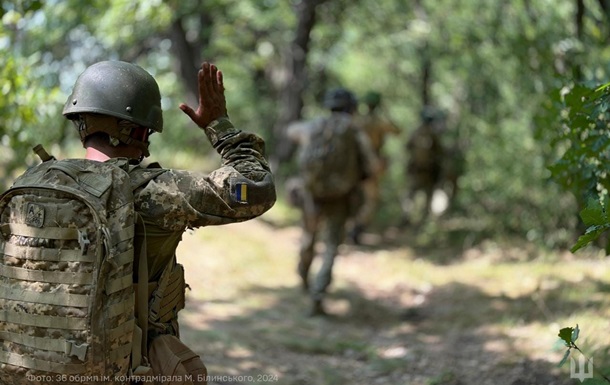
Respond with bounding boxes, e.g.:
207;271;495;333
353;175;380;228
297;191;351;300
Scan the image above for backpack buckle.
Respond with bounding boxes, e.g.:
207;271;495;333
148;289;163;323
78;230;90;255
65;341;89;361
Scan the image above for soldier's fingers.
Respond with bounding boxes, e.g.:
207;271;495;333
209;64;220;93
197;67;207;104
201;62;214;99
179;103;197;120
217;70;224;92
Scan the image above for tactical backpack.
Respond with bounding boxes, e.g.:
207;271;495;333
0;155;152;385
297;114;362;200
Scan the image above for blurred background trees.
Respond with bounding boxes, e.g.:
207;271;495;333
2;0;610;250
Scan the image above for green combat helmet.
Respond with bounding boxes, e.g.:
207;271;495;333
323;87;358;112
362;91;382;109
420;105;439;123
63;61;163;156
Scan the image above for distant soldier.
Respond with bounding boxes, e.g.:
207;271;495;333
349;91;400;244
439;133;465;209
403;105;445;225
286;88;378;316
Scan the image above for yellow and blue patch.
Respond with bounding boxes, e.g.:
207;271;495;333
234;183;248;203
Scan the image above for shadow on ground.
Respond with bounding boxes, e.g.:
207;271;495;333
178;276;586;385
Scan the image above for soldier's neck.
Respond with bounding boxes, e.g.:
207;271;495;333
85;147;111;162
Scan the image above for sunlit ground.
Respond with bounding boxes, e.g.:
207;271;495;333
176;203;610;385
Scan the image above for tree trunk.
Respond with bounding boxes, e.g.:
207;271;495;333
269;0;328;172
170;14;213;106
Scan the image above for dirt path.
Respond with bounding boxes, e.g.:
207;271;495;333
173;213;606;385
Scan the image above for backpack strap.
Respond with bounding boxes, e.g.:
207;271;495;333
32;144;56;162
129;163;167;191
131;213;153;376
48;163;112;198
148;258;173;325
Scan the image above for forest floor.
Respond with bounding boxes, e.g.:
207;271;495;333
175;204;610;385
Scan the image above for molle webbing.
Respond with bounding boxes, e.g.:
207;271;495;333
0;264;93;284
0;344;133;374
0;242;95;262
0;351;87;374
1;222;81;241
0;311;87;329
0;284;89;307
0;330;86;353
0;213;134;374
156;263;186;323
0;158;137;382
134;262;186;326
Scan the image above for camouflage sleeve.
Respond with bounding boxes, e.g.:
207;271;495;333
354;125;381;180
286;120;310;144
383;119;401;135
286;118;327;145
135;118;276;231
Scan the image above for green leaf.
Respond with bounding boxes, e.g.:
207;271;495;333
572;324;580;342
580;197;607;226
558;349;571;367
571;225;608;253
565;85;592;109
595;81;610;93
558;327;574;346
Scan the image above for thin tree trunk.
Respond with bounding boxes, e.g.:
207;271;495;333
270;0;328;172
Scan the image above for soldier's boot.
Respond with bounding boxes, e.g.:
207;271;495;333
309;299;327;317
348;224;364;245
297;263;310;293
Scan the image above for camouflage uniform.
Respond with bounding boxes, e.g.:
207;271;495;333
404;108;444;224
2;60;275;384
287;90;377;315
62;61;276;336
132;120;275;333
0;126;274;385
351;111;399;240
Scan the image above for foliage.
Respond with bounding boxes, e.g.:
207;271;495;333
541;80;610;252
0;3;66;185
558;325;610;384
544;84;610;201
558;324;582;367
0;0;605;247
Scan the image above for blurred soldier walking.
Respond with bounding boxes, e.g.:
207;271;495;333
286;88;378;316
403;105;445;226
349;91;400;244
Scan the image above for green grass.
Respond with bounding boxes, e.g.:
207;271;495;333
173;198;610;384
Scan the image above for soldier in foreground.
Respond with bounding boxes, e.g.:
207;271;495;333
81;61;276;381
286;88;377;316
0;60;275;384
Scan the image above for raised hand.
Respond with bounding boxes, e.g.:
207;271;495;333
179;62;228;128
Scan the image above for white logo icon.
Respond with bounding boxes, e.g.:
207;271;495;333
570;356;593;382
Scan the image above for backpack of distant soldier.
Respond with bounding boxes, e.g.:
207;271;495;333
297;114;362;199
0;156;142;385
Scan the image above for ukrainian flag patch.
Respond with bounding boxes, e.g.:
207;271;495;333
234;183;248;203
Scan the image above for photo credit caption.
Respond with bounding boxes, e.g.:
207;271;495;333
27;373;280;383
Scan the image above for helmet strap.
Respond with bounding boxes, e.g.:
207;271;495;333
109;136;121;147
76;113;151;157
